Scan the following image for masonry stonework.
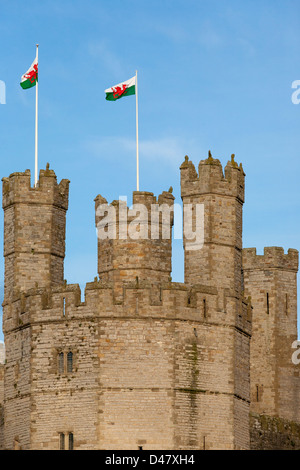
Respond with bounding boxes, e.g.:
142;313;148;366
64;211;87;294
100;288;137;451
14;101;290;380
0;153;298;450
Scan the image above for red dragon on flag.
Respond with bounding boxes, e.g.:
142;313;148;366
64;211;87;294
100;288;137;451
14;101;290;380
20;60;38;89
105;75;136;101
112;84;128;99
24;63;38;84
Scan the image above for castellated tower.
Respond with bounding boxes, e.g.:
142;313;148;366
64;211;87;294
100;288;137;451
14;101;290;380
243;247;300;448
1;153;298;450
2;165;69;300
1;166;69;450
180;151;244;293
94;189;175;299
180;152;251;450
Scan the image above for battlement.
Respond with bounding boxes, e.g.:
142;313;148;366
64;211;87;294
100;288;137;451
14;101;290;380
242;247;299;272
1;279;252;337
94;189;175;288
2;164;70;210
180;151;245;202
95;189;175;233
2;164;70;298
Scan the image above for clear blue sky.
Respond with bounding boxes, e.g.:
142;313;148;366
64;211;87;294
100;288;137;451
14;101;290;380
0;0;299;341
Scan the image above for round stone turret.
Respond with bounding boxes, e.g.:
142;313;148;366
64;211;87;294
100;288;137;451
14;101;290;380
2;165;70;300
95;189;175;296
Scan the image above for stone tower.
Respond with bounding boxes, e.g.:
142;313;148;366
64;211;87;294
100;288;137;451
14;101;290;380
1;166;69;449
94;189;175;298
180;152;244;293
2;165;69;300
180;152;251;450
242;247;300;448
0;152;298;450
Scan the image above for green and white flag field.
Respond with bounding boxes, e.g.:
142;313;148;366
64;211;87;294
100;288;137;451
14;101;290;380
20;56;38;89
105;76;136;101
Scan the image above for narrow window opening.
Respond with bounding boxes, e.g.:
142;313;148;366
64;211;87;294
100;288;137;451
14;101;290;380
58;352;64;374
63;297;66;317
59;433;65;450
256;385;259;402
67;351;73;373
203;436;206;450
14;363;19;382
266;293;269;315
203;298;207;319
138;446;143;450
68;432;74;450
286;294;289;315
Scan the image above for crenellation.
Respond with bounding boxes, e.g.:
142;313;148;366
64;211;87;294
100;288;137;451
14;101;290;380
181;152;245;202
2;165;70;304
2;167;69;210
181;152;245;296
2;279;252;339
1;153;298;450
95;189;175;302
243;244;299;427
243;247;299;272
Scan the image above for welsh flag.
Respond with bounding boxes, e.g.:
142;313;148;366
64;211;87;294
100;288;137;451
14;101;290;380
105;76;136;101
20;57;38;89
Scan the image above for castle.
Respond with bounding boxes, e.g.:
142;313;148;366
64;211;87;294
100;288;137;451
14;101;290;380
0;152;299;450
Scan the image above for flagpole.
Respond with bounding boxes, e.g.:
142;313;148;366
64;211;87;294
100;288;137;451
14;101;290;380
135;70;139;192
35;44;39;187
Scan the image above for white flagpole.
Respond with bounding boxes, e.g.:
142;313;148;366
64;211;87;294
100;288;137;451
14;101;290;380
35;44;39;187
135;70;139;192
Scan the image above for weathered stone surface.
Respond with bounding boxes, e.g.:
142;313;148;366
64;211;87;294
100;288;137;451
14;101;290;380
0;156;298;450
250;413;300;450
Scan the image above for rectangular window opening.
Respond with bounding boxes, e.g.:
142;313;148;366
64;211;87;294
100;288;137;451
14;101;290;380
267;293;269;315
59;433;65;450
58;352;64;375
203;298;207;319
68;432;74;450
67;351;73;373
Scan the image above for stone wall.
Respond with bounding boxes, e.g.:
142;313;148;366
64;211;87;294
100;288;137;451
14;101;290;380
180;153;245;295
250;413;300;450
243;247;299;424
1;156;299;451
2;166;69;301
2;279;251;450
0;363;4;450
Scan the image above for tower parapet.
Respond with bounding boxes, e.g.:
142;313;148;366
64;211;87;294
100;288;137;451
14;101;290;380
243;247;299;272
180;152;245;202
2;165;69;209
180;152;245;294
95;189;174;298
242;246;299;424
2;165;70;300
